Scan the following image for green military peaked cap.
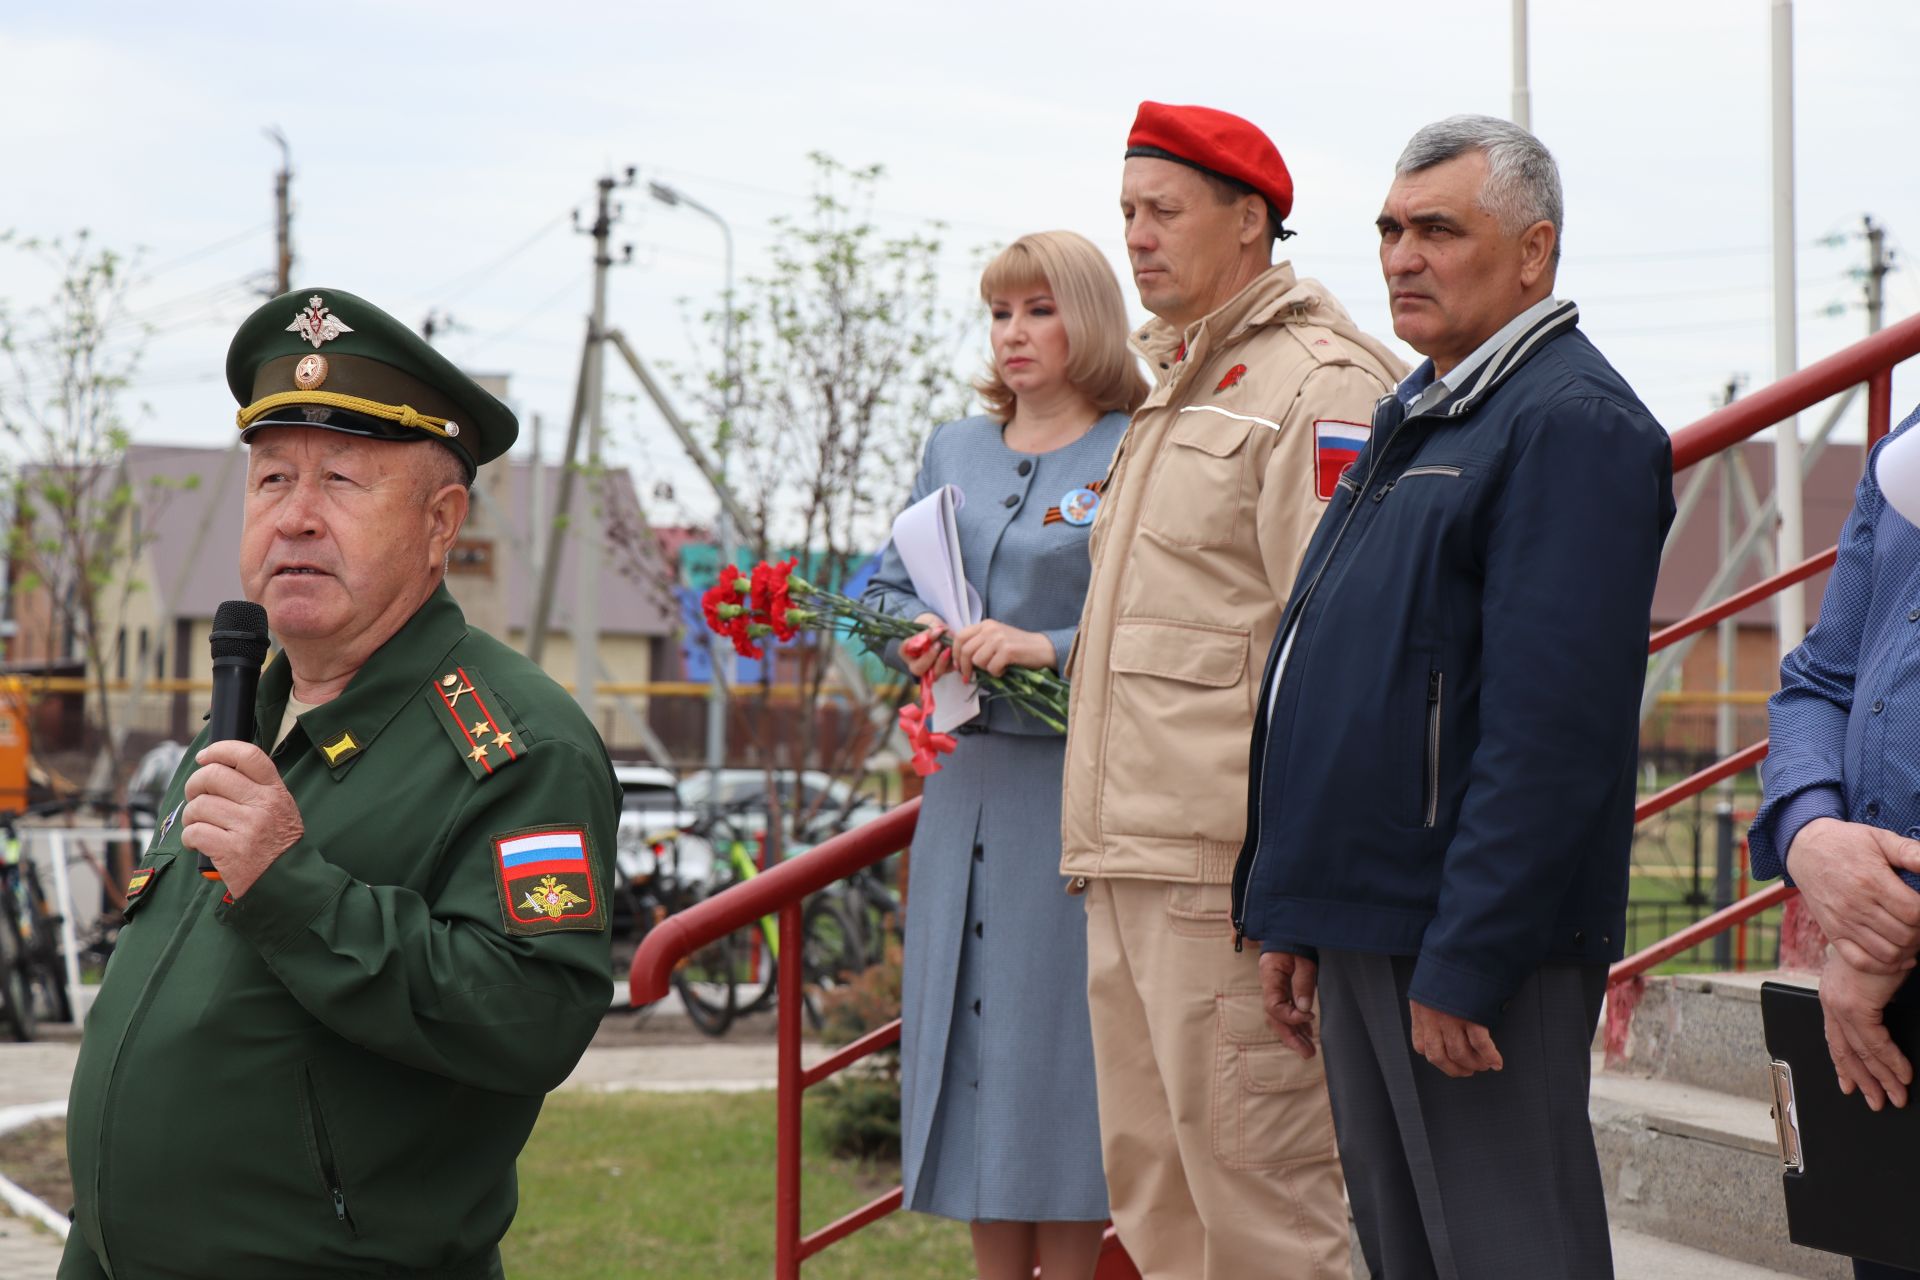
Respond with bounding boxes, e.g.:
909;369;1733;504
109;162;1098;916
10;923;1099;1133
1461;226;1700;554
225;287;517;474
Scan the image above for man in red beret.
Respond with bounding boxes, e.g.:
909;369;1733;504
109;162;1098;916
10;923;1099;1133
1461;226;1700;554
1061;101;1407;1277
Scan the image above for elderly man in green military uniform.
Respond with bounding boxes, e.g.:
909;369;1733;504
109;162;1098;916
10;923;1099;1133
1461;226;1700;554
60;289;619;1280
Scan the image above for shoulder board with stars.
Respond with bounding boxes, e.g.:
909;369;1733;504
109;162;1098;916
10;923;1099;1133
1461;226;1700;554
425;664;529;780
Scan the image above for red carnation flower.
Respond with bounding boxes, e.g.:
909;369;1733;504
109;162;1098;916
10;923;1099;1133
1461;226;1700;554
898;674;958;776
700;565;745;637
754;558;801;641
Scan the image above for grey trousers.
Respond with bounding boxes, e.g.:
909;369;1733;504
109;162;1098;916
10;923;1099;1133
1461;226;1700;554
1317;950;1613;1280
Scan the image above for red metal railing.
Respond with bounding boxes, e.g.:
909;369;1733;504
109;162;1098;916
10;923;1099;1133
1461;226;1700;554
629;798;1136;1279
631;801;917;1278
1606;311;1920;1023
629;312;1920;1273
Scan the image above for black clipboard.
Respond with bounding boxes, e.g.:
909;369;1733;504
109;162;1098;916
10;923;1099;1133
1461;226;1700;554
1760;980;1920;1269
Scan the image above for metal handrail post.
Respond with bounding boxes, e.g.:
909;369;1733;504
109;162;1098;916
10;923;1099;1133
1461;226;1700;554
776;899;805;1280
45;831;81;1020
1870;366;1894;445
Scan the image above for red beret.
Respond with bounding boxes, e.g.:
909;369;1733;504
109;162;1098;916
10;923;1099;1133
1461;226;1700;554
1126;101;1293;222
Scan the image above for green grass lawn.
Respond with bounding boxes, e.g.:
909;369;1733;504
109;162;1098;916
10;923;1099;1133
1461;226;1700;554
502;1091;973;1280
1624;868;1784;974
1625;793;1786;974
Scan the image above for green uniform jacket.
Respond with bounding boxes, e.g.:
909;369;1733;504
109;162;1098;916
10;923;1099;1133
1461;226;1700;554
61;586;617;1280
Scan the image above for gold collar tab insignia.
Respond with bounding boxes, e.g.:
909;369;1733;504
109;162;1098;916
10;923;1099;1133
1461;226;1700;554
320;731;361;767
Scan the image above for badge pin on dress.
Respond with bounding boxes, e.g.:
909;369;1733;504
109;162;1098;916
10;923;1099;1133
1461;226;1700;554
1061;488;1100;526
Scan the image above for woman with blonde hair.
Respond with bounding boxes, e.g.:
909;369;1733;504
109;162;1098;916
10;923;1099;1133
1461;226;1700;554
865;230;1146;1280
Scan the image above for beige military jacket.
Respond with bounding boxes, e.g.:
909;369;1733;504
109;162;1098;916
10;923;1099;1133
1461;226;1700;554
1060;262;1407;885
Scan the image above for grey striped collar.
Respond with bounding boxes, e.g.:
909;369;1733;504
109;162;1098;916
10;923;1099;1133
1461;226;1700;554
1410;299;1581;424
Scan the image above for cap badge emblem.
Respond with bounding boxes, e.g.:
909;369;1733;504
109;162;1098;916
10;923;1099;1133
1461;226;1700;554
286;295;355;349
294;354;328;390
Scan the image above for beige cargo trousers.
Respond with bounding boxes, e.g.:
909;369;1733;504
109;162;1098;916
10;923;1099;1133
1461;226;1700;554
1062;265;1406;1278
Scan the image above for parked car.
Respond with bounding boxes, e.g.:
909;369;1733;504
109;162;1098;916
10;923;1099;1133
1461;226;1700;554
612;763;708;888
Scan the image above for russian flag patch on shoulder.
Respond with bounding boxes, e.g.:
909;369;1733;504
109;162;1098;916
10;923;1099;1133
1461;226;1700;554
493;827;605;935
1313;419;1369;500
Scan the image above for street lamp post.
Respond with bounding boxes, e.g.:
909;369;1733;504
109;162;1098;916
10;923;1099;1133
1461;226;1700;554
650;180;737;812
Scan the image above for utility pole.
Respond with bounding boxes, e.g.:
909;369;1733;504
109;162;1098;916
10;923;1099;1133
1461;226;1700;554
1713;373;1746;962
1863;215;1892;335
572;172;633;726
528;412;546;608
1769;0;1804;657
649;179;738;791
529;171;633;671
1511;0;1531;131
528;330;592;661
265;128;292;294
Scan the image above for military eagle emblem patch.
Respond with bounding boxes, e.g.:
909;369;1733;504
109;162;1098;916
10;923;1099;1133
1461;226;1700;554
286;295;354;349
492;827;604;935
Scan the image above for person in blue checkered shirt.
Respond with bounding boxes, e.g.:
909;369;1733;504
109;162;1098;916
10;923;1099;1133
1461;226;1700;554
1750;402;1920;1280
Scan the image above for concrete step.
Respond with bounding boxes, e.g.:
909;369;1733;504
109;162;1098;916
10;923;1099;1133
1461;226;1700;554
1343;1221;1811;1278
1592;1069;1848;1278
1612;969;1819;1103
1611;1225;1827;1279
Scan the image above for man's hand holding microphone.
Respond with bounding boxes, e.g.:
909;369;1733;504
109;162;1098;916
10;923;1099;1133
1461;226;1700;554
182;600;303;899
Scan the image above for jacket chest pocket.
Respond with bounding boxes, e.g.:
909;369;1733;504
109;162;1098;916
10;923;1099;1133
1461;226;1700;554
1364;460;1480;556
1140;409;1261;548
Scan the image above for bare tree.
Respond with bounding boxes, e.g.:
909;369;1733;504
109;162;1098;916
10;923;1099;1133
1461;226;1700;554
0;231;188;788
670;153;975;811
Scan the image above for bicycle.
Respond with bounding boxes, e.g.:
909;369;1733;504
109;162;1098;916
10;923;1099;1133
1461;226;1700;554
835;859;903;971
0;802;90;1039
656;803;866;1038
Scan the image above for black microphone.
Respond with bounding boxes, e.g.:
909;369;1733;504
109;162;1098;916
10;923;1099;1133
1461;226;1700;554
199;599;271;881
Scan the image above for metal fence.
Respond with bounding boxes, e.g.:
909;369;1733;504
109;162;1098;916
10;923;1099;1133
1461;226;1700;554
16;824;150;1024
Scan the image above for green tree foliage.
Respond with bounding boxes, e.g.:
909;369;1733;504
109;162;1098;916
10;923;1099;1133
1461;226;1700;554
0;231;193;782
669;154;975;812
680;152;973;564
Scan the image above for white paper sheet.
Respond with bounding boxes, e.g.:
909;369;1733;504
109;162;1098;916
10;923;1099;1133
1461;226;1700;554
1880;426;1920;528
890;485;983;732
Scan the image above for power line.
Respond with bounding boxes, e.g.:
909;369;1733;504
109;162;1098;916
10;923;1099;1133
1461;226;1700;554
419;213;570;306
118;276;261;329
645;162;1027;240
1576;281;1772;306
1603;308;1865;338
454;270;591;360
137;223;272;283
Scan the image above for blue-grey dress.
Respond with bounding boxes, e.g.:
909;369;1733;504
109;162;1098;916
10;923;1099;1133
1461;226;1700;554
864;411;1126;1223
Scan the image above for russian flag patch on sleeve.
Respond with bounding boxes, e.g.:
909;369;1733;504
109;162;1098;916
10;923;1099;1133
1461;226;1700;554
493;827;605;935
1313;419;1370;501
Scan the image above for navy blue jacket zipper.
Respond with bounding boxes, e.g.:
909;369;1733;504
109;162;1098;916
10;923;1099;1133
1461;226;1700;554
1231;400;1422;949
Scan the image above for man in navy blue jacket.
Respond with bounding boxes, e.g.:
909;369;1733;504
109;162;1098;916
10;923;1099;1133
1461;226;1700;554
1231;115;1675;1277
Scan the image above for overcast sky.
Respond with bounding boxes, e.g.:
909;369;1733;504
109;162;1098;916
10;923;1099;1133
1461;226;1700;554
6;1;1919;533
